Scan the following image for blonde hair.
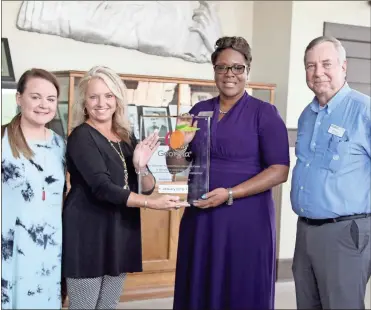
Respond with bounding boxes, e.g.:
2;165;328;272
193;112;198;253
71;66;132;144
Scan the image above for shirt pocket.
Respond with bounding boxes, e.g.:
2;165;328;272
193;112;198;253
322;133;350;173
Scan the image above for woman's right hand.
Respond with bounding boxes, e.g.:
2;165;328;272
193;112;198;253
147;195;190;210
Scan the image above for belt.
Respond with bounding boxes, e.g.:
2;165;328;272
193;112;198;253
299;213;371;226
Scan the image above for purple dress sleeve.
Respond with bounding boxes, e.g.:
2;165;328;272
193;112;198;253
258;103;290;167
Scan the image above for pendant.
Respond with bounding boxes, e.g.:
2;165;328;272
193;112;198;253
123;185;130;190
42;188;46;201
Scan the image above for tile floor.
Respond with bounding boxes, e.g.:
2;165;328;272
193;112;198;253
118;280;371;309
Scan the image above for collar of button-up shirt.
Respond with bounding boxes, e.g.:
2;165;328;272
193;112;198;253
310;82;352;115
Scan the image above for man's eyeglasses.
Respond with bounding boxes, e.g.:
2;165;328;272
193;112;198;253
213;64;246;75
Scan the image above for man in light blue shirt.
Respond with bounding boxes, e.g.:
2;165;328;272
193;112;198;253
291;36;371;309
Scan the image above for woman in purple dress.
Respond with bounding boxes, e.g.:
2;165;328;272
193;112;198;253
171;36;290;309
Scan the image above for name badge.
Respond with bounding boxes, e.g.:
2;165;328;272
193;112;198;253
198;111;213;117
328;124;345;137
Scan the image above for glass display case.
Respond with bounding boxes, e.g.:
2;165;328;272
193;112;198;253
53;70;277;303
51;70;276;141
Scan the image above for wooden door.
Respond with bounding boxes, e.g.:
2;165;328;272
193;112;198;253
121;208;183;301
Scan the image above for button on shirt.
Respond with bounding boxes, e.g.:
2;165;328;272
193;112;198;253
291;84;371;219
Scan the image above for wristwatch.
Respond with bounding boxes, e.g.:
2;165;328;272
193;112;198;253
226;188;233;206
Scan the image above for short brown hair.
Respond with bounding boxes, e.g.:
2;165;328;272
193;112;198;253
211;36;252;67
2;68;60;159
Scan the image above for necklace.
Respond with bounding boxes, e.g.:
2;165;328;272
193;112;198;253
107;139;130;190
87;121;130;190
42;128;47;201
219;109;228;114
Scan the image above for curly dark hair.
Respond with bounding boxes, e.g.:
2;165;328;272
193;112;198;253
211;36;252;67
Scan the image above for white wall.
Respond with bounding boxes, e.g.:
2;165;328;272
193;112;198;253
251;1;293;120
4;0;370;261
250;3;297;259
280;0;371;259
279;148;298;259
2;1;253;81
286;0;371;129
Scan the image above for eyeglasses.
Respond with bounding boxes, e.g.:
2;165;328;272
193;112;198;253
213;64;246;75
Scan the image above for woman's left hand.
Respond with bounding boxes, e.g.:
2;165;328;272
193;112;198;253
193;188;229;209
133;131;160;169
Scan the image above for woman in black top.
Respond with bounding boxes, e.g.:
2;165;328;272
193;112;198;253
62;66;188;309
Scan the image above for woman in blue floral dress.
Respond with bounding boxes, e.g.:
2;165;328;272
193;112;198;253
1;69;65;309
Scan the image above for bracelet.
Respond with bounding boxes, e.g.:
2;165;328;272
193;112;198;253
135;167;150;176
226;188;234;206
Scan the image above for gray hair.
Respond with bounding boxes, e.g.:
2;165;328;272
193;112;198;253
304;36;346;64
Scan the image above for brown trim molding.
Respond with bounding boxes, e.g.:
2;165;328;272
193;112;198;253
277;258;294;281
51;70;277;89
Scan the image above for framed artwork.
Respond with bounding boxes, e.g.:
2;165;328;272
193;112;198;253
127;105;140;140
191;91;213;106
1;87;18;125
140;106;171;143
1;38;15;82
57;103;69;136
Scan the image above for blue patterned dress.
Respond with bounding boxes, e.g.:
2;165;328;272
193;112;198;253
1;128;65;309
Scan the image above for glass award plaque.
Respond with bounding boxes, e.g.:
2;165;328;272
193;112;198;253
138;115;210;205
